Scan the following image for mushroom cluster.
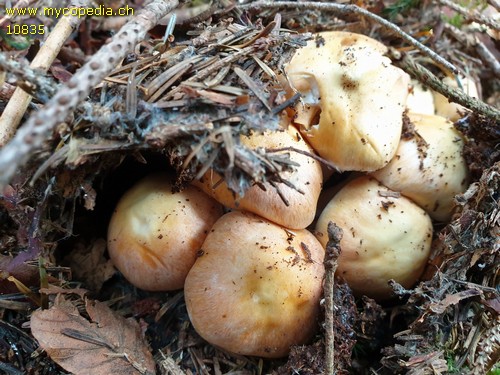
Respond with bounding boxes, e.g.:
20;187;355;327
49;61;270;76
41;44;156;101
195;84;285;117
106;31;472;358
284;31;469;300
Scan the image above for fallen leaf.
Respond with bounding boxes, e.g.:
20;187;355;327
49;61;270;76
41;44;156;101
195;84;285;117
428;289;482;314
63;239;116;292
482;296;500;314
39;285;88;298
31;296;155;375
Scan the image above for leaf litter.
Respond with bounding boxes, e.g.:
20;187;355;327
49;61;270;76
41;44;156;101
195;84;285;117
31;295;155;375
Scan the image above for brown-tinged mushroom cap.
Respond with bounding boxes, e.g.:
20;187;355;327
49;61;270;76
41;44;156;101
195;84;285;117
370;113;469;222
107;174;224;291
285;31;410;172
192;126;323;230
184;211;325;358
315;176;432;300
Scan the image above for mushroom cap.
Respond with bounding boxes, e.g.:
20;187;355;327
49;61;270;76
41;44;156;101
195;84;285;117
406;79;435;115
315;176;432;300
107;174;224;291
184;211;325;358
193;126;323;229
370;113;469;222
285;31;410;172
433;75;479;121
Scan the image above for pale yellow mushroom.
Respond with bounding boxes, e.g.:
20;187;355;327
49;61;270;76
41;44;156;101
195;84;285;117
193;126;323;230
285;31;410;172
107;174;224;291
406;79;435;115
433;75;479;121
184;211;325;358
315;176;433;300
370;113;469;222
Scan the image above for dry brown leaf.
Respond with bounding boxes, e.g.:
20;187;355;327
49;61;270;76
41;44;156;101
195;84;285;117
483;296;500;314
428;289;482;314
64;239;116;291
405;351;448;375
39;285;88;298
31;296;155;375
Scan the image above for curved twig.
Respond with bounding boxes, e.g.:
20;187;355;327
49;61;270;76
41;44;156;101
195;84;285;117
238;1;459;74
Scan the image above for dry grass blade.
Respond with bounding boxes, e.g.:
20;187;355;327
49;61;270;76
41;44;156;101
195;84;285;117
158;45;257;104
203;65;231;87
233;67;271;111
146;55;203;101
183;82;246;96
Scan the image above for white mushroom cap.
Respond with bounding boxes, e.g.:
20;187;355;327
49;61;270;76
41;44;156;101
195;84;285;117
315;176;433;300
433;75;479;121
193;126;323;229
406;79;435;115
370;113;469;222
184;211;325;358
107;174;224;291
285;31;410;172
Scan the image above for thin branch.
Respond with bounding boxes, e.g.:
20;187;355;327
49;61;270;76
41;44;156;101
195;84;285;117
391;51;500;122
0;2;89;146
438;0;500;31
0;0;179;189
489;0;500;11
0;54;58;98
238;1;458;75
0;0;38;27
324;222;342;375
444;23;500;78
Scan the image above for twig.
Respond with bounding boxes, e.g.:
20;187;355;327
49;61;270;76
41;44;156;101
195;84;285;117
0;0;38;27
444;23;500;78
0;3;88;146
438;0;500;31
0;0;179;189
158;351;186;375
0;53;58;98
489;0;500;11
324;222;342;375
391;51;500;122
238;1;458;75
474;40;500;78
